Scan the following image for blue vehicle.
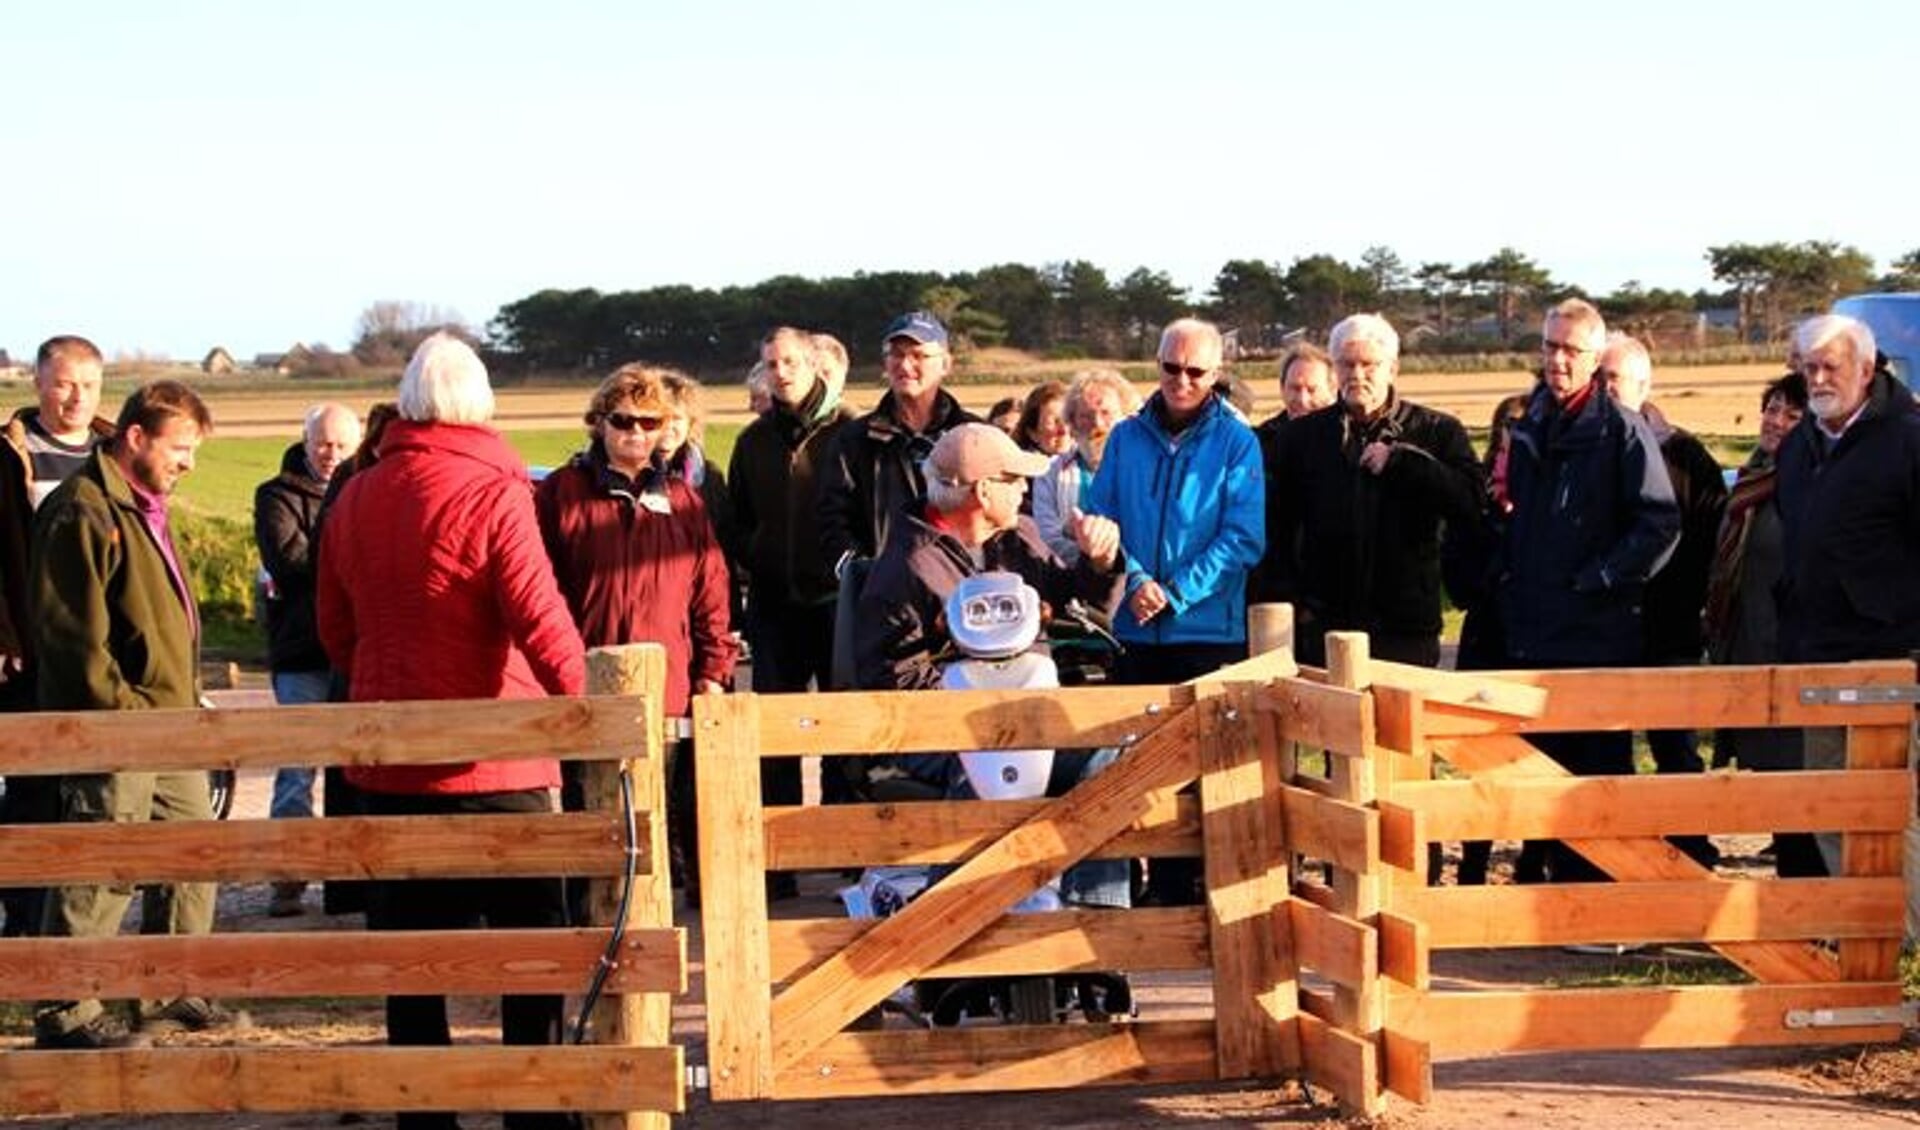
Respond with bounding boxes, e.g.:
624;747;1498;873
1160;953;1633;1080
1833;293;1920;388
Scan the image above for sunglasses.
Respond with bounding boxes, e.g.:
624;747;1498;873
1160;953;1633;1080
1159;360;1213;381
604;411;665;433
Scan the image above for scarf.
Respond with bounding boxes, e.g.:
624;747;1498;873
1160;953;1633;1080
1701;448;1777;648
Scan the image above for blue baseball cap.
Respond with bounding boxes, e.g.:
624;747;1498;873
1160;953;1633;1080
882;310;949;348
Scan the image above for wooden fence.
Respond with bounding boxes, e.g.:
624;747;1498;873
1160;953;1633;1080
693;629;1914;1115
0;644;684;1130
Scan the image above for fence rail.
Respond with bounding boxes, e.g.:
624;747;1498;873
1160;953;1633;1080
0;645;682;1130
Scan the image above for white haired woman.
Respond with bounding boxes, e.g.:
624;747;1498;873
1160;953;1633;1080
317;332;584;1130
1031;369;1141;564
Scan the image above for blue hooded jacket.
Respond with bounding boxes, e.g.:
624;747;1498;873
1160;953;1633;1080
1082;392;1265;646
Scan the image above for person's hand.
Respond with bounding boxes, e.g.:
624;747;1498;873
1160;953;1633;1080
1359;440;1394;475
1129;578;1170;623
1069;509;1121;570
695;679;726;695
0;653;21;686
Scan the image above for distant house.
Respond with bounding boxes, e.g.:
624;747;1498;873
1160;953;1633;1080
253;343;313;375
201;346;236;376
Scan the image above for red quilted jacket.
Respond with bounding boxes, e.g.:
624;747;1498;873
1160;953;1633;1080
316;419;586;795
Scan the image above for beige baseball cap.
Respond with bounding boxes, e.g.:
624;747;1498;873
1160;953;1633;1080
926;423;1052;485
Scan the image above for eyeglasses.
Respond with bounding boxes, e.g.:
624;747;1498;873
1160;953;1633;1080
1160;360;1213;381
1542;339;1594;358
604;412;665;433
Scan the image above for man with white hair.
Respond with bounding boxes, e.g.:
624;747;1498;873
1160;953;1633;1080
1082;316;1263;906
1776;314;1920;887
1501;299;1679;884
253;402;363;916
1259;313;1480;667
1598;336;1727;867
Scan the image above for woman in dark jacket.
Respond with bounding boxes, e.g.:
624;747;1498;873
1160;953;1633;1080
535;365;736;905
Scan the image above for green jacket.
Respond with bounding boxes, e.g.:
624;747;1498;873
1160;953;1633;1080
30;446;200;711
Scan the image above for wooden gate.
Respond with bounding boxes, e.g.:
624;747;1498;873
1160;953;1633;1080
1361;651;1914;1072
692;640;1412;1110
694;632;1914;1115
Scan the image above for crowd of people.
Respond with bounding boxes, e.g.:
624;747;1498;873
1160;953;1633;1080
0;300;1914;1125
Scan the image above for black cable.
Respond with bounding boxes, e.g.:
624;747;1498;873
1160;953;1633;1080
570;763;641;1044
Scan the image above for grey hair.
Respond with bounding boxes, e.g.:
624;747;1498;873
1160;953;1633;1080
1064;368;1141;429
1544;298;1608;352
1795;314;1877;368
398;332;494;424
1328;313;1400;359
302;402;359;441
1157;317;1223;360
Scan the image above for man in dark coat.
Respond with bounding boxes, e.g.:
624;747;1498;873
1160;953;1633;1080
32;380;247;1049
1600;336;1727;867
1499;300;1680;883
0;335;113;937
1259;314;1482;667
1776;314;1920;882
816;311;981;601
730;329;854;816
253;404;361;915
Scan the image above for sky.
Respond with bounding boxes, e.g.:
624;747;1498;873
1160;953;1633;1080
6;1;1914;362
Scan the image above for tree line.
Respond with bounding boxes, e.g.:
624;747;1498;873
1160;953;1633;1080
357;242;1920;378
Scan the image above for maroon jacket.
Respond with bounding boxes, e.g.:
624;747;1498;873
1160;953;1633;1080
535;449;736;716
317;419;585;795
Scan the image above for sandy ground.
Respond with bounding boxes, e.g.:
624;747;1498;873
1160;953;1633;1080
9;726;1913;1130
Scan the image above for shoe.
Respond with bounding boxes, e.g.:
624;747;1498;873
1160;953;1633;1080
140;997;253;1035
35;1014;152;1049
267;882;306;918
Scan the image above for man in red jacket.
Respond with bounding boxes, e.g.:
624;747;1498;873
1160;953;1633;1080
317;332;583;1130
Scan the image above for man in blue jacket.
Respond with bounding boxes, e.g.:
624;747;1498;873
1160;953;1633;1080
1499;298;1679;884
1082;317;1264;904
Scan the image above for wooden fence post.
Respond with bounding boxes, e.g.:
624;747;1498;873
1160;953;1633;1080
586;644;671;1130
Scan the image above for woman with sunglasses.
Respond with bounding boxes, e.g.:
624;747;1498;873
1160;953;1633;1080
535;364;737;907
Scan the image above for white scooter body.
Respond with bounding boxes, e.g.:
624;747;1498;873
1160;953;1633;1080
941;651;1057;800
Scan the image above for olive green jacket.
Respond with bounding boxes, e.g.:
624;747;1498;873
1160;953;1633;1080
30;446;199;711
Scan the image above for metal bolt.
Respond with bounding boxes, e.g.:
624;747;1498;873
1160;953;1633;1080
798;716;817;729
1145;702;1163;716
1121;733;1139;746
1224;708;1240;722
819;1064;833;1077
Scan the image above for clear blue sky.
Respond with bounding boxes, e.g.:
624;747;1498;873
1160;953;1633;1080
7;1;1914;361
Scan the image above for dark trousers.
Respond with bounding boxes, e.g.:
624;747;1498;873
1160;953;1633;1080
0;773;55;937
363;789;573;1130
1649;728;1718;867
1514;731;1634;883
1115;641;1246;906
749;597;838;805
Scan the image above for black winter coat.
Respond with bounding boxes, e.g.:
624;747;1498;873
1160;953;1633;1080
853;509;1121;692
1776;370;1920;662
816;389;980;569
1498;380;1680;666
1258;395;1482;643
729;395;853;608
1637;403;1727;663
254;442;330;672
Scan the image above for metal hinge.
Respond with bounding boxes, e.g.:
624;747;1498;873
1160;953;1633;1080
1798;685;1920;706
1784;1002;1919;1029
686;1063;709;1090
